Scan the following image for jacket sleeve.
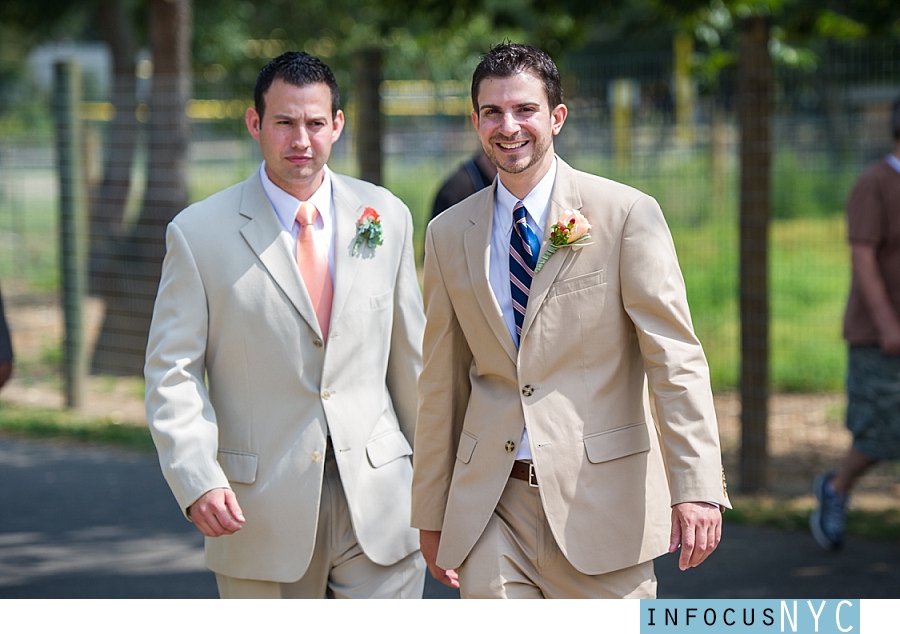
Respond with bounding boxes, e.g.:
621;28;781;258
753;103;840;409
619;195;730;509
385;202;426;448
411;224;474;530
144;221;230;517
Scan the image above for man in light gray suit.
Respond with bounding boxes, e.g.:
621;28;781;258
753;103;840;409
145;52;426;598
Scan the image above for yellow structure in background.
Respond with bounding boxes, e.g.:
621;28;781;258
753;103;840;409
674;31;695;146
611;78;636;169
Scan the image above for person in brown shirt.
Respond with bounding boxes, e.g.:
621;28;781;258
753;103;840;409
811;96;900;551
0;285;12;390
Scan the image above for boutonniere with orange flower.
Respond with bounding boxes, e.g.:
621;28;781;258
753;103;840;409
352;207;383;255
534;209;592;272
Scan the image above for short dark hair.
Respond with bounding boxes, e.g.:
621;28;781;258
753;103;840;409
254;51;340;120
892;96;900;141
471;43;563;112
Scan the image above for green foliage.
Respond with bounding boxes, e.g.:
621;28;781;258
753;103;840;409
0;402;157;452
725;494;900;541
771;150;857;219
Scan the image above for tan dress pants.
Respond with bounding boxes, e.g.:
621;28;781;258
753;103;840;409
216;450;425;599
457;476;657;599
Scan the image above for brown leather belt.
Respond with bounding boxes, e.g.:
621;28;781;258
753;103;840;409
510;460;538;487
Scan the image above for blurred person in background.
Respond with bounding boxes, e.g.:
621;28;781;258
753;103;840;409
0;285;12;390
811;96;900;551
430;149;497;220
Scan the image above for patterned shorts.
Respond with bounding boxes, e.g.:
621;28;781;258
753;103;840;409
846;346;900;461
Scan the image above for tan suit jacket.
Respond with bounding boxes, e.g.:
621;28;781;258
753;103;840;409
145;171;424;582
411;158;729;576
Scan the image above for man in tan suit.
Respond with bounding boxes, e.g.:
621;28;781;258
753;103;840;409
145;52;426;598
412;43;730;599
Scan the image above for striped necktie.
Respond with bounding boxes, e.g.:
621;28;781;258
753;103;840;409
509;201;541;346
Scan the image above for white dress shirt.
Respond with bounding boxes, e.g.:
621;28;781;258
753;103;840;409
488;157;558;461
259;162;337;281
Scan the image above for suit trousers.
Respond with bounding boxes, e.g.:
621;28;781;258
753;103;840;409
216;448;426;599
457;476;657;599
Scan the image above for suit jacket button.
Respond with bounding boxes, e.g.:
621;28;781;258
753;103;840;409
313;339;324;348
311;451;322;462
505;441;515;453
522;385;534;397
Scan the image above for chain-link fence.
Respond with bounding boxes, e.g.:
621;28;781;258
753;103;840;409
0;40;898;414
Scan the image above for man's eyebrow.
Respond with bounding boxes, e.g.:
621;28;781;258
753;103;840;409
479;101;541;111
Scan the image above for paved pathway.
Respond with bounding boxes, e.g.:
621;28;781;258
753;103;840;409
1;435;897;599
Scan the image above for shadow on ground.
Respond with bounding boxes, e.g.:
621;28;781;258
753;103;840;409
1;435;897;599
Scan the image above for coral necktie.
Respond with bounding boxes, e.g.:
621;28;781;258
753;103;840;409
295;201;333;340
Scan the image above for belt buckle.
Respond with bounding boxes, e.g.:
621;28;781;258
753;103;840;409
528;463;538;488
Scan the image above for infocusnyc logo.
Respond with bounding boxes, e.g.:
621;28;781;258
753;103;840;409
640;599;859;634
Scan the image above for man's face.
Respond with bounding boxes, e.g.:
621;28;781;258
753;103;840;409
245;79;344;200
471;71;566;181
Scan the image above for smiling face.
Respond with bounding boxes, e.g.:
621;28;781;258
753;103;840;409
245;79;344;200
472;71;567;198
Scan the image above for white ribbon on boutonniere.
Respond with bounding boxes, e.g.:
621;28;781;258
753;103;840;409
534;209;592;272
352;207;383;255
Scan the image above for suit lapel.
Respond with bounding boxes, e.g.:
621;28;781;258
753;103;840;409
463;186;518;363
238;174;322;336
520;159;584;340
330;176;364;326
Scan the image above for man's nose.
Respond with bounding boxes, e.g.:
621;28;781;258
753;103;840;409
498;113;520;135
291;126;310;149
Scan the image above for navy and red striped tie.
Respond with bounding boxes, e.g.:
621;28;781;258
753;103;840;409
509;201;541;347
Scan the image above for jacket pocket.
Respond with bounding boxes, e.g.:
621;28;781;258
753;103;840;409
366;429;413;468
548;270;605;299
583;422;650;464
218;449;259;484
456;430;477;464
370;289;393;310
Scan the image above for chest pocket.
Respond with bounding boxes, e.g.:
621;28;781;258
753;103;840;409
547;271;605;299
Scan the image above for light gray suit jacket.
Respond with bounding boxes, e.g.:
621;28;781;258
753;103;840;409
412;158;729;575
145;170;424;582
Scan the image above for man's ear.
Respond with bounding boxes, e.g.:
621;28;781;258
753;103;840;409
551;103;568;136
245;107;261;140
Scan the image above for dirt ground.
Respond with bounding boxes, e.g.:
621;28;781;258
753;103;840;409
2;294;898;512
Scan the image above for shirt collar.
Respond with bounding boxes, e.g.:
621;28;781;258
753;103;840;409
494;157;558;234
259;162;333;232
886;153;900;176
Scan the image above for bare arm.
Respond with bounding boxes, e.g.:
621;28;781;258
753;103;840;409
851;242;900;355
0;361;11;389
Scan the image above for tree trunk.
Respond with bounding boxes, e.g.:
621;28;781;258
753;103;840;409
91;0;192;375
738;16;773;493
90;0;139;297
353;48;383;185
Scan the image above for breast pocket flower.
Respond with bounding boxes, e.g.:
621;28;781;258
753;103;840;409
535;209;591;272
352;207;383;255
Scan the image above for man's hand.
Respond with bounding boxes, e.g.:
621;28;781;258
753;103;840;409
419;529;459;589
188;488;245;537
669;502;722;571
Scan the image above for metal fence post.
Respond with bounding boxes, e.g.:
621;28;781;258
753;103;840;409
53;60;88;408
353;48;384;186
738;17;773;493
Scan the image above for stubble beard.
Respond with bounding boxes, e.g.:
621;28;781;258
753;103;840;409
486;133;551;176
